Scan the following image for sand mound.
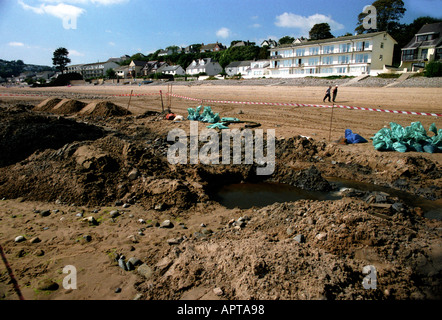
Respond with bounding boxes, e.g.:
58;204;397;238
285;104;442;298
34;98;63;112
80;101;130;117
51;99;87;114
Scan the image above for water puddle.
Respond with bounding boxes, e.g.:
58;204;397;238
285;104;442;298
213;179;442;221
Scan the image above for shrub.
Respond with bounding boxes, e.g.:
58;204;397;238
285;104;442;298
424;61;442;77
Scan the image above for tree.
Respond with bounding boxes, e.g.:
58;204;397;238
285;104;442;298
355;0;406;34
309;23;334;40
52;48;71;73
106;68;116;79
278;36;295;45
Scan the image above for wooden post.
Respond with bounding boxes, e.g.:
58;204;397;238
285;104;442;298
328;103;335;142
160;90;164;112
126;90;133;115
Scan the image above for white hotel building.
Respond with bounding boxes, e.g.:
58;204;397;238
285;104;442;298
268;32;397;78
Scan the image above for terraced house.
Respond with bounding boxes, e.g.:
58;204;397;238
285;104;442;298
400;22;442;72
268;32;397;77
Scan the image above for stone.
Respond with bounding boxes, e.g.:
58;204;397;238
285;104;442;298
160;220;174;229
156;257;173;276
286;227;295;236
201;228;213;235
213;287;223;296
122;203;131;208
154;203;165;211
315;233;327;241
118;258;127;271
40;210;51;217
294;234;305;244
109;210;120;218
37;279;59;291
128;257;142;267
15;236;25;243
83;235;92;242
137;264;153;279
115;287;122;293
126;261;134;271
128;168;139;181
167;237;183;245
34;249;45;256
29;237;41;244
83;216;98;226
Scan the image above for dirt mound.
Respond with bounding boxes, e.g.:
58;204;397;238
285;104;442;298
80;101;131;117
34;98;62;112
0;105;105;167
51;99;87;114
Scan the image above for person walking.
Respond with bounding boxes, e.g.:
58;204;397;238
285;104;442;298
332;85;338;103
323;86;331;103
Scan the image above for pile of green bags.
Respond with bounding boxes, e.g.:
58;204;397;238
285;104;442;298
371;122;442;153
187;106;220;124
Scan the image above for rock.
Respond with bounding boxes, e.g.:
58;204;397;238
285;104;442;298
154;203;165;211
83;216;98;226
167;237;184;245
126;261;134;271
137;264;153;279
201;228;213;235
115;200;123;206
160;220;174;229
122;203;131;208
138;219;146;224
115;287;122;293
315;233;327;241
118;258;127;271
286;227;295;236
128;257;142;267
294;234;305;244
29;237;41;244
76;212;83;218
213;287;223;296
15;236;25;243
83;235;92;242
39;210;51;217
37;279;59;291
392;202;404;212
34;249;45;256
133;293;143;300
109;210;120;218
128;168;139;181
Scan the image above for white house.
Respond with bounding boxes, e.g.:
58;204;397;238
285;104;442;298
186;58;223;76
115;65;130;79
268;31;397;78
245;60;270;78
160;65;185;76
66;58;120;79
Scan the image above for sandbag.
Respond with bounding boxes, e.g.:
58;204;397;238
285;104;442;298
345;129;368;144
371;122;441;153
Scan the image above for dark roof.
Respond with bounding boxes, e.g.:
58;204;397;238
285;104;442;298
131;60;147;67
403;22;442;50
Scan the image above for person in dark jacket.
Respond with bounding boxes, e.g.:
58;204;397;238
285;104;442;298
323;86;331;103
332;85;338;103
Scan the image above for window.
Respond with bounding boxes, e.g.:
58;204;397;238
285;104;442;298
380;42;384;49
283;59;292;67
420;49;428;60
308;57;319;66
309;47;319;55
295;48;306;57
356;41;370;51
379;55;383;61
306;68;316;74
322;56;334;65
338;55;350;64
336;67;347;74
402;49;417;61
355;53;369;63
321;67;334;74
339;43;351;53
323;45;334;54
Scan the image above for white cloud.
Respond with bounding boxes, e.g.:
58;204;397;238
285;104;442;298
18;1;86;21
69;49;84;56
8;42;25;47
108;41;116;46
275;12;345;36
216;27;231;39
251;23;261;28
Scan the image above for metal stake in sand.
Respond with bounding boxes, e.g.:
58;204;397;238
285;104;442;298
126;90;133;115
329;103;335;142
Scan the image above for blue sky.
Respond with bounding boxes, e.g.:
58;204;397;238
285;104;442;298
0;0;441;66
